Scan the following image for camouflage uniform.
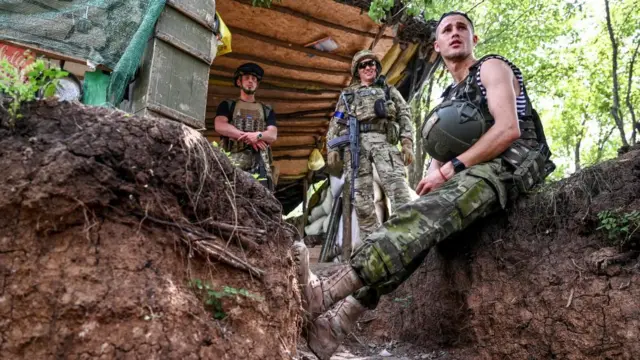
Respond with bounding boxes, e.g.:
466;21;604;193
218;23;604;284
345;54;553;308
327;79;414;242
350;158;507;307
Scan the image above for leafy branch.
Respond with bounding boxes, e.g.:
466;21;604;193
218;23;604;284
0;53;67;128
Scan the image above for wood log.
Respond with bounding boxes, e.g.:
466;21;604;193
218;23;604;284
210;65;345;90
228;26;352;64
224;52;347;76
231;0;392;40
272;135;318;148
275;158;310;176
272;148;314;159
209;76;341;95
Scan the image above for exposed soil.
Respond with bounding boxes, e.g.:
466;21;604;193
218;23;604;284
0;101;301;359
361;147;640;359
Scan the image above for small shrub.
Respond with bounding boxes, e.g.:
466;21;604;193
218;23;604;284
0;52;67;128
190;278;263;320
597;209;640;247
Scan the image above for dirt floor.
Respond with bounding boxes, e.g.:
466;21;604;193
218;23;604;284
356;146;640;359
0;101;301;359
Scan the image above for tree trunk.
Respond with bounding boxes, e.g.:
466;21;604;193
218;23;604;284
574;115;588;171
626;39;639;145
604;0;630;148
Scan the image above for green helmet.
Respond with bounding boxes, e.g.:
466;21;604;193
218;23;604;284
421;99;487;162
351;49;382;77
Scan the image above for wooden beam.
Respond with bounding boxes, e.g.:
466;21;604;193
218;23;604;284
223;52;347;76
272;148;314;159
231;0;393;40
387;43;419;85
279;108;335;118
210;65;345;90
277;127;328;134
227;26;352;64
277;118;330;127
272;135;319;148
209;76;340;94
1;40;111;71
208;94;337;104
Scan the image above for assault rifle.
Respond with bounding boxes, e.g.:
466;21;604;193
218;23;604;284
327;92;358;200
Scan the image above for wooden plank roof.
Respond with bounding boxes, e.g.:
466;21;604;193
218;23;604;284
205;0;424;212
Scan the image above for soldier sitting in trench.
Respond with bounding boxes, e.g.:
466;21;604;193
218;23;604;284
293;11;556;359
214;63;278;190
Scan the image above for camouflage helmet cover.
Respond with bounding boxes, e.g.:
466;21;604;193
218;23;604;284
421;99;488;162
351;49;382;77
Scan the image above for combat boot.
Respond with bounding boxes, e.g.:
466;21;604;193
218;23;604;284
307;296;367;360
291;241;363;319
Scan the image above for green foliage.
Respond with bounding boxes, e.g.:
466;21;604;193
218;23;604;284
401;0;639;181
251;0;280;8
597;209;640;247
0;55;67;128
190;279;264;320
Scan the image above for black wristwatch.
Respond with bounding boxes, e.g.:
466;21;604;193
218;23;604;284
451;157;466;173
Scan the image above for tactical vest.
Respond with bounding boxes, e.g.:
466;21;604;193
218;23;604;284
334;84;396;135
219;99;272;153
349;85;389;124
442;54;555;191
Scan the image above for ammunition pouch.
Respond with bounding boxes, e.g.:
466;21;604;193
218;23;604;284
386;121;400;145
374;98;387;119
500;141;554;194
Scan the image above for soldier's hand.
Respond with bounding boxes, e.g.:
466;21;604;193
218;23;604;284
252;140;268;151
416;171;446;196
239;132;260;145
327;151;340;168
401;138;414;166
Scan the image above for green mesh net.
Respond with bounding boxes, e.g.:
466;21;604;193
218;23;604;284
0;0;166;106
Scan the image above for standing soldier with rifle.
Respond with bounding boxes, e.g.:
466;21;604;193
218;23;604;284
326;49;415;243
214;63;278;190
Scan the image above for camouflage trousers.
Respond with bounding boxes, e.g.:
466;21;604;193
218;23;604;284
229;149;273;189
344;133;412;242
349;158;510;308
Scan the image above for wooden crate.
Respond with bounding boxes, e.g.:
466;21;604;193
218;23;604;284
127;1;217;129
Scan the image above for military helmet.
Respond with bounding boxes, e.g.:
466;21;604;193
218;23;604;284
421;99;487;162
233;62;264;87
351;50;382;77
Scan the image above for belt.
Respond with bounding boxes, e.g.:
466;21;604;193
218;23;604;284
336;118;387;133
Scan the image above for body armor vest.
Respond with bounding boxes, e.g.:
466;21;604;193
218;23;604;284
441;54;556;191
221;99;268;153
350;86;388;123
442;55;540;149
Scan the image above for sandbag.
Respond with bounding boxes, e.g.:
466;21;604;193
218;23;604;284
330;174;344;199
322;214;331;234
308;204;327;223
320;187;333;215
305;215;326;236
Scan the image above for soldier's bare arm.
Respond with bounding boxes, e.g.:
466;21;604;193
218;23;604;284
440;59;521;178
214;115;245;139
261;125;277;143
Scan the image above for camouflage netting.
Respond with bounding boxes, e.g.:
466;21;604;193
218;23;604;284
397;17;437;43
0;0;166;105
